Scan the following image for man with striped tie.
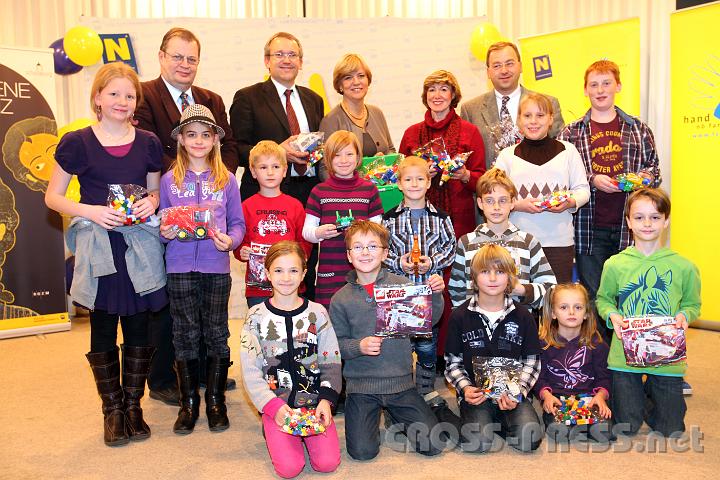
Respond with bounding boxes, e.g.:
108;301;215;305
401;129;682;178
135;27;238;174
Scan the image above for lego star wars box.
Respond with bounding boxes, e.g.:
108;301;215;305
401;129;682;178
374;284;432;337
620;315;687;367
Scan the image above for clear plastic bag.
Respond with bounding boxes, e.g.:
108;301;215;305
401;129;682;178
107;183;151;225
159;204;218;241
472;356;523;402
290;132;325;167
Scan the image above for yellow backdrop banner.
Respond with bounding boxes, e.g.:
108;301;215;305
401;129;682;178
671;3;720;324
518;18;640;121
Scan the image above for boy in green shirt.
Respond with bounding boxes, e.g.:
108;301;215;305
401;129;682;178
596;188;701;437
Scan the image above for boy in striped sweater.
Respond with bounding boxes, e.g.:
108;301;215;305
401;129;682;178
448;168;556;309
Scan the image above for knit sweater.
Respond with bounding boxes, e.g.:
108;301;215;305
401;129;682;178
448;222;556;308
304;172;384;309
495;138;590;247
399;109;486;238
534;336;611;399
329;268;444;394
596;247;701;376
240;298;342;415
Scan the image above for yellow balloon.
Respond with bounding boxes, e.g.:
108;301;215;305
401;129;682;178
65;176;81;203
470;23;504;62
64;26;103;67
58;118;95;139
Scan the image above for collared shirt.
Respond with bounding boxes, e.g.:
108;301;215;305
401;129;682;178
558;106;661;255
270;77;314;177
161;77;194;112
381;200;456;283
494;85;522;125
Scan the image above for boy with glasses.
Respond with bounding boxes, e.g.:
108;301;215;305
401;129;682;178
448;168;556;309
330;221;445;460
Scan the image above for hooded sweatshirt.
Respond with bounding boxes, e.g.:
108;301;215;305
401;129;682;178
159;169;245;274
596;246;701;376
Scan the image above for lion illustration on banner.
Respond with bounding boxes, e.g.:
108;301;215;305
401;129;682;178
2;116;58;193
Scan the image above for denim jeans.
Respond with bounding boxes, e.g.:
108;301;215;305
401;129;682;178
459;398;543;453
345;389;442;460
611;370;686;437
577;227;622;342
412;325;439;369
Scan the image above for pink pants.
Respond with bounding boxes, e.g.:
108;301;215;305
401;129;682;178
262;413;341;478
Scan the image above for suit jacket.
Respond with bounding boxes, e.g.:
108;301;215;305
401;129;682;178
460;86;565;169
229;78;325;203
135;76;238;174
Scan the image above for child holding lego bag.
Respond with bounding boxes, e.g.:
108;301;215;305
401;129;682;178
536;283;612;443
302;130;384;309
240;241;342;478
444;244;543;453
234;140;311;308
159;104;245;434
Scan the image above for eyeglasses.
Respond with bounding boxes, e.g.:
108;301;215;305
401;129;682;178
162;51;199;66
482;197;512;206
267;51;300;60
348;244;385;254
489;60;517;71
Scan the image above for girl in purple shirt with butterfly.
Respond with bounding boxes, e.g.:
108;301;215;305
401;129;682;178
535;283;612;442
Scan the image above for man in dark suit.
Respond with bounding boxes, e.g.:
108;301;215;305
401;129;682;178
229;32;324;205
135;28;237;173
135;28;239;405
461;41;564;169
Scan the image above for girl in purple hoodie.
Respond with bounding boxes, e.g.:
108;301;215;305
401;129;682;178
159;104;245;435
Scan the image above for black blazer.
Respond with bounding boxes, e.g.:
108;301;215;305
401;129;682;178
229;79;324;203
135;76;238;173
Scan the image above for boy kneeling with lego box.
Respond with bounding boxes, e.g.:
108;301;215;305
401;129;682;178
330;220;445;460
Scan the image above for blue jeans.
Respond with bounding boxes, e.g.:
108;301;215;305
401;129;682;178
412;325;439;369
611;371;686;437
577;227;621;341
459;398;543;453
345;389;442;460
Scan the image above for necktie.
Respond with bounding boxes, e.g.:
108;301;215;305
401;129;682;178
500;95;511;122
284;89;306;174
179;92;190;112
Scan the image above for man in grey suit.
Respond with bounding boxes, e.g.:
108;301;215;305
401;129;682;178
461;41;564;169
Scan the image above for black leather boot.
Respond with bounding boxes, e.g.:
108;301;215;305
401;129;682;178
205;356;231;432
121;345;155;441
173;359;200;434
86;347;129;447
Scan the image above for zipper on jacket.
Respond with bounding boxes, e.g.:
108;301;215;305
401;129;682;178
193;173;201;271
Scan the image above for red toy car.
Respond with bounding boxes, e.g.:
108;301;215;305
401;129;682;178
161;205;216;241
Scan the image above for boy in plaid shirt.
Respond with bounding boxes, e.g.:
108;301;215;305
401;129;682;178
382;156;456;407
558;60;660;340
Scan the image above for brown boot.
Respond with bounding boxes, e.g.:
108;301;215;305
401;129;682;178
121;345;155;441
86;347;129;447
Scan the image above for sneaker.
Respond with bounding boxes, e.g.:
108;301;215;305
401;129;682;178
682;381;692;396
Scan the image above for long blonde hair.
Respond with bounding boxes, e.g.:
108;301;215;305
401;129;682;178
171;123;229;192
539;283;603;349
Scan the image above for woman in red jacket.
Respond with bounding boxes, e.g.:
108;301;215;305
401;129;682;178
399;70;485;239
